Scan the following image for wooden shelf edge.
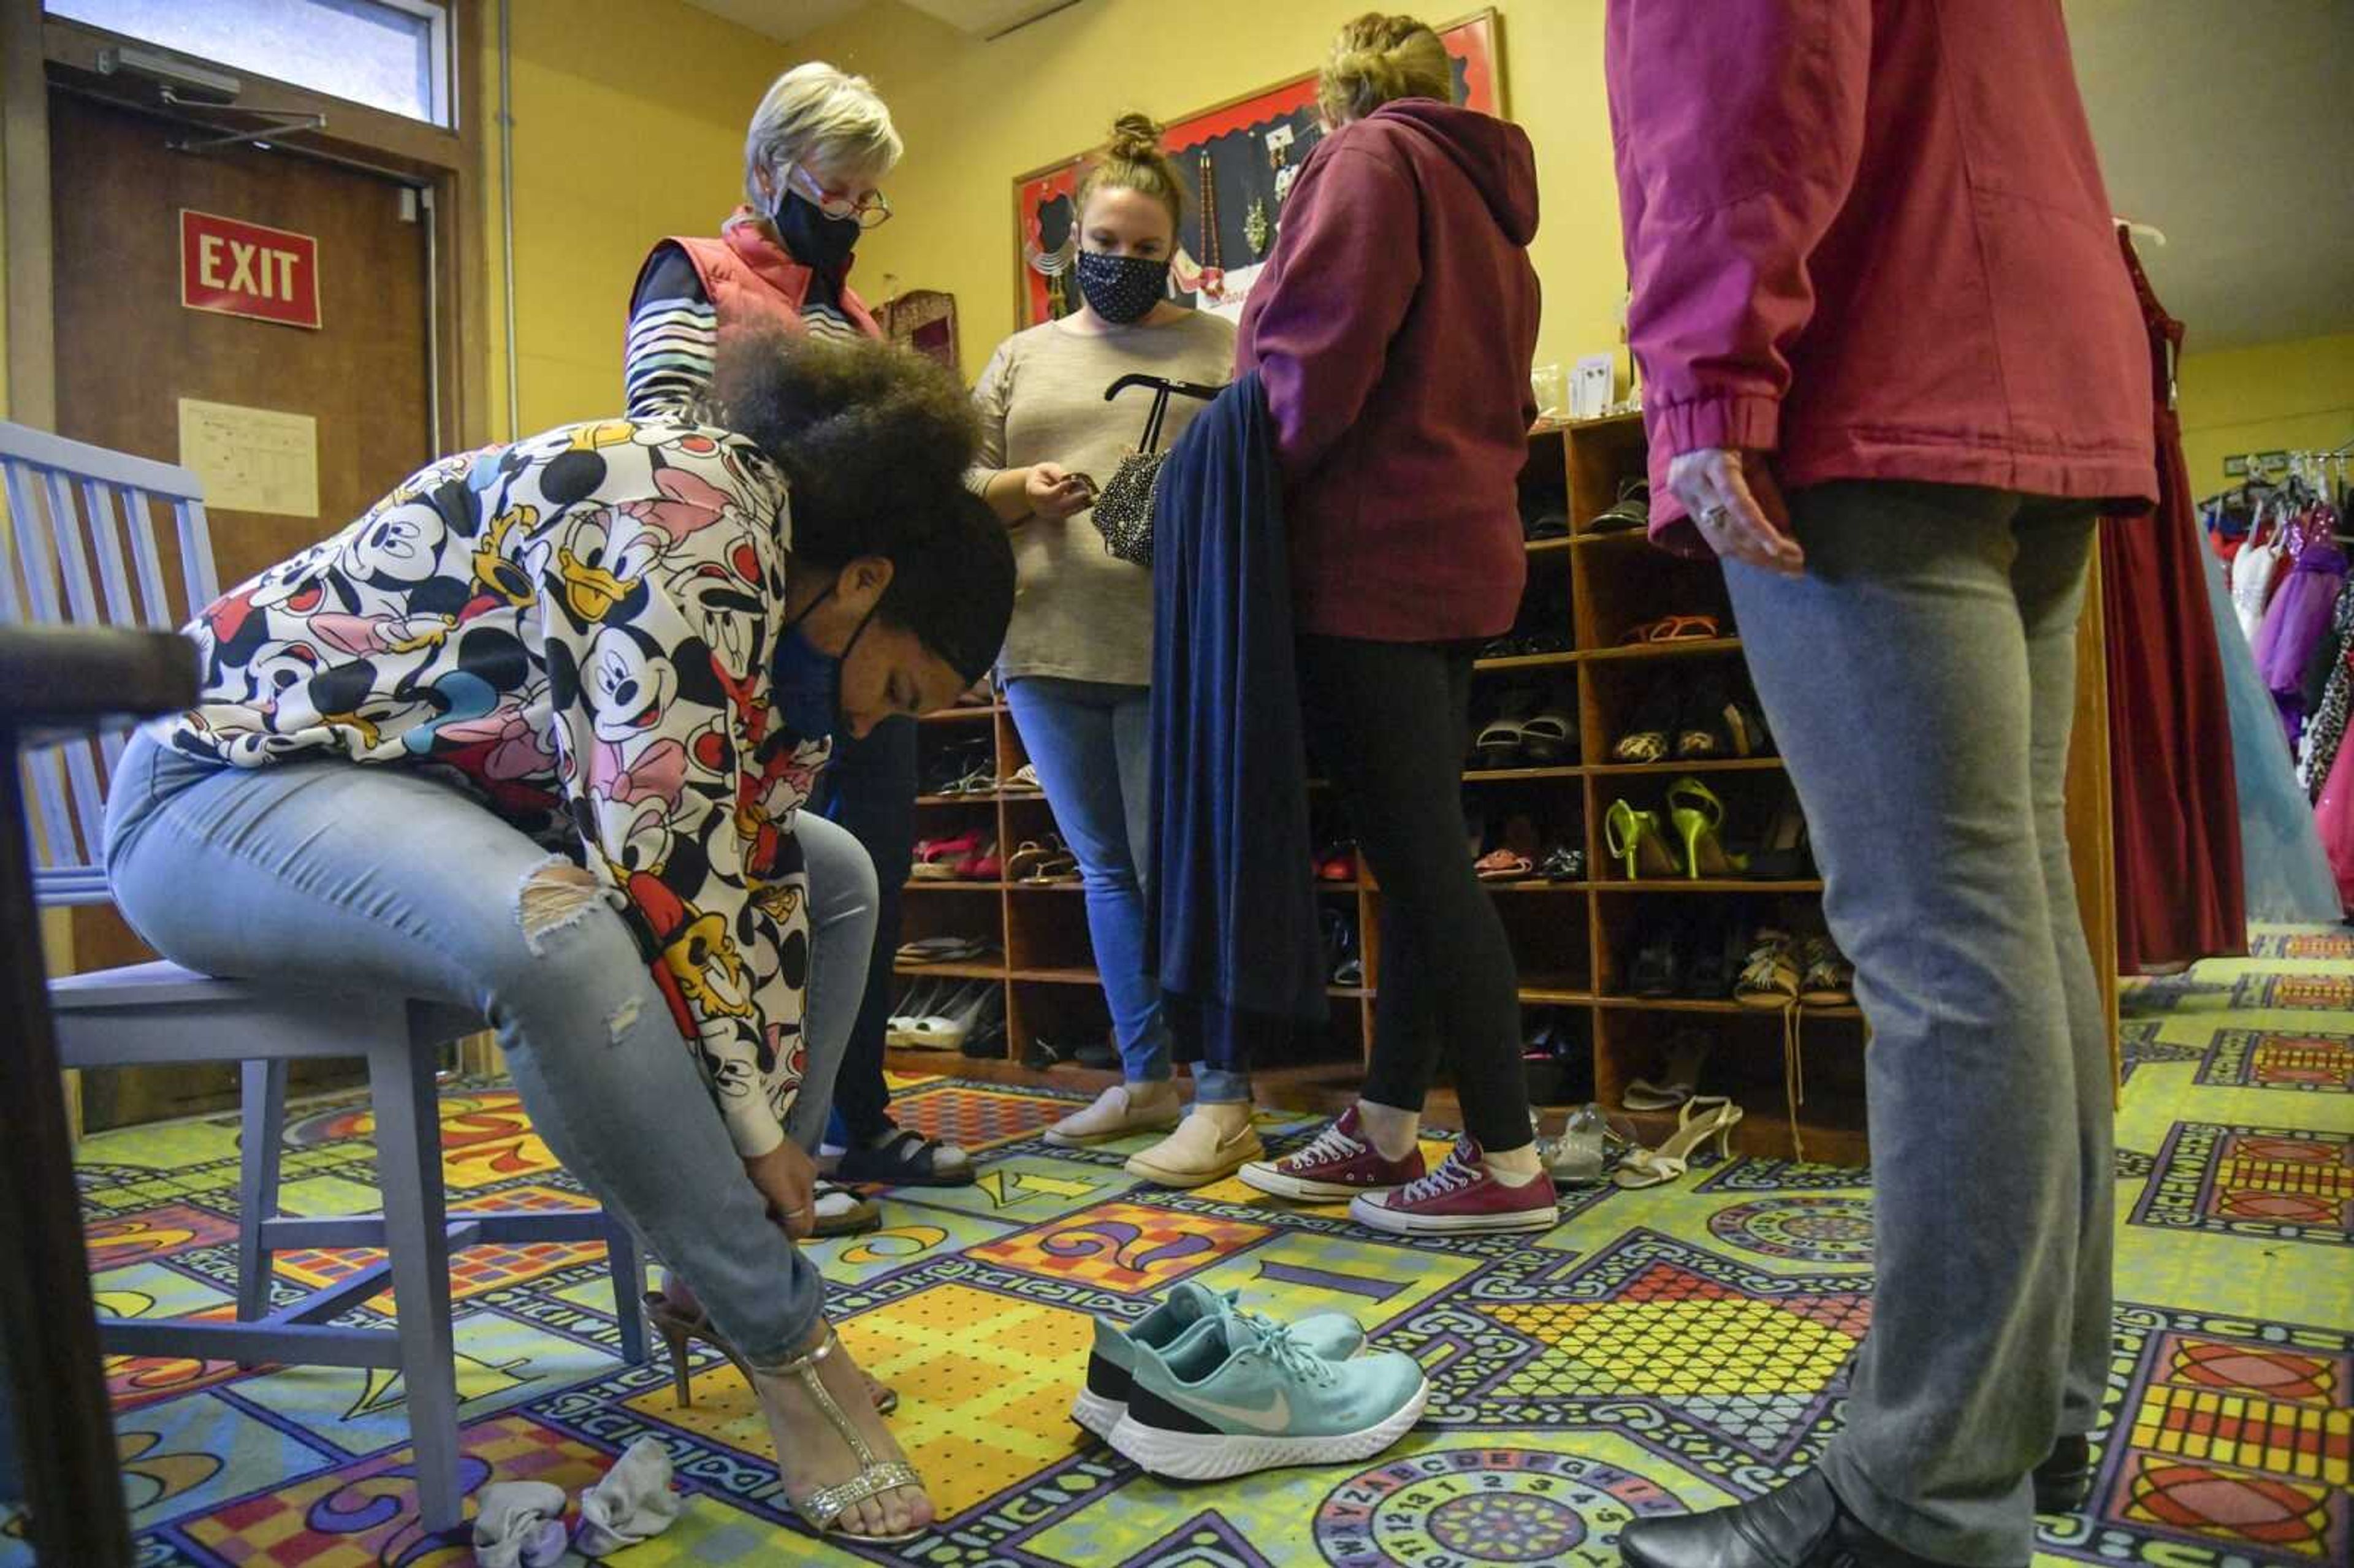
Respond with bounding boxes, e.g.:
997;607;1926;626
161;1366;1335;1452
1473;652;1580;672
1588;758;1784;777
919;705;1005;723
1594;995;1863;1021
891;961;1007;980
1582;637;1744;664
1591;878;1825;894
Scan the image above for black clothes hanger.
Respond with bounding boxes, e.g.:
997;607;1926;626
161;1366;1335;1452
1105;373;1222;453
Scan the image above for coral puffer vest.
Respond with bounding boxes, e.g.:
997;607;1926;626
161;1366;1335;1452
665;207;880;342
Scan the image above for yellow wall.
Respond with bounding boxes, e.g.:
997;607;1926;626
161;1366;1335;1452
479;0;794;436
789;0;1628;384
2177;333;2354;493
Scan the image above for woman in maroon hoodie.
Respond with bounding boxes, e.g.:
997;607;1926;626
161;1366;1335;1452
1230;13;1554;1233
1606;6;2154;1568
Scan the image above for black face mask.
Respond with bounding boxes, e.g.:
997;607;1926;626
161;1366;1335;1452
774;189;861;276
1075;250;1168;324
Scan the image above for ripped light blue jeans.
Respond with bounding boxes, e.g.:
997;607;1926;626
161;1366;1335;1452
101;728;874;1368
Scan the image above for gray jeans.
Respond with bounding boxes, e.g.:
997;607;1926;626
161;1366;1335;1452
1724;483;2111;1567
101;728;875;1368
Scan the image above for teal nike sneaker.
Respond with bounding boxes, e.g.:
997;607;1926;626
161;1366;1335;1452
1109;1311;1428;1479
1070;1283;1365;1440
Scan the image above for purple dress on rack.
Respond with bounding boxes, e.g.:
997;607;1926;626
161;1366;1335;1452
2255;533;2347;746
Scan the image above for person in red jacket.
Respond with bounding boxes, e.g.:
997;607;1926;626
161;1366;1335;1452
1606;6;2155;1568
1227;13;1555;1231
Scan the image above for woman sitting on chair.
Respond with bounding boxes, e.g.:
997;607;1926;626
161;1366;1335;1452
101;332;1013;1547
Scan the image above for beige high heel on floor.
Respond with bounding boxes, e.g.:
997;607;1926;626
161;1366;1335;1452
1613;1097;1744;1188
760;1323;930;1545
644;1290;898;1415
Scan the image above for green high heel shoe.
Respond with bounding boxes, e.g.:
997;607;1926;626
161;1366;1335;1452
1605;799;1683;879
1668;778;1750;880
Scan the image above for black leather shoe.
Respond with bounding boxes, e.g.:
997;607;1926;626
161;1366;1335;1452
2032;1435;2093;1515
1618;1469;2015;1568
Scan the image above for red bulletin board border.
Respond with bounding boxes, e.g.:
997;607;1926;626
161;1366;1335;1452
1011;9;1501;329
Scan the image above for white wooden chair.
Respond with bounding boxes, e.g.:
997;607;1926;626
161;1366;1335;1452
1;420;646;1533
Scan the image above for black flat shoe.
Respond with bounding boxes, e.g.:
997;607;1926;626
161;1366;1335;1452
2034;1434;2093;1515
1619;1468;2015;1568
1629;927;1681;998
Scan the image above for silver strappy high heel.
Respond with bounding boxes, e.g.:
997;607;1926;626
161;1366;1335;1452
764;1324;928;1545
1542;1103;1637;1188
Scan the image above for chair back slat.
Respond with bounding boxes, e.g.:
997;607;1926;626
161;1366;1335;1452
121;487;177;628
80;478;140;626
0;421;212;905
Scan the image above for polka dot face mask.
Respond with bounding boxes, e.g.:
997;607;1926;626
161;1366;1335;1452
1075;249;1169;324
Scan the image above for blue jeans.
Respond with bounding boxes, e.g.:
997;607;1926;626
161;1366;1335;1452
100;729;874;1369
1004;676;1177;1086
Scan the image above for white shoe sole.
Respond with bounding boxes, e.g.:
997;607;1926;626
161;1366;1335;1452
1347;1195;1558;1235
1237;1162;1401;1202
1108;1377;1430;1480
1070;1387;1124;1441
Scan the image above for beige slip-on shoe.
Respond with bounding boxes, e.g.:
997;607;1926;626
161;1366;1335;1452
1045;1083;1183;1147
1124;1109;1265;1187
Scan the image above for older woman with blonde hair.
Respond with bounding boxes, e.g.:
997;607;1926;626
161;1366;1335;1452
627;63;982;1208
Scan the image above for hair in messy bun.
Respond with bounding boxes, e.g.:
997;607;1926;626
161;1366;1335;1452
1318;13;1451;126
1075;112;1186;235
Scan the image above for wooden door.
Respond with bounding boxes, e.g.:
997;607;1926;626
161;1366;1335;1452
47;87;435;1128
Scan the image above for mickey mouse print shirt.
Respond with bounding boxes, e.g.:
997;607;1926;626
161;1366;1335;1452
167;417;823;1159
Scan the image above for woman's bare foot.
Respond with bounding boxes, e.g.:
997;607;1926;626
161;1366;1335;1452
753;1320;933;1541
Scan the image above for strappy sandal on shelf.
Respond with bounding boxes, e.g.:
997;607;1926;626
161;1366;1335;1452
768;1324;930;1545
1004;837;1067;882
1667;777;1750;878
1605;799;1683;880
642;1290;897;1414
1613;1097;1744;1189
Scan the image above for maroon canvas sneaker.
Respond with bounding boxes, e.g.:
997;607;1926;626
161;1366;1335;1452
1238;1106;1426;1201
1348;1137;1560;1235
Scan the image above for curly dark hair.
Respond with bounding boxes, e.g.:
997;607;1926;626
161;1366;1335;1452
709;330;1011;685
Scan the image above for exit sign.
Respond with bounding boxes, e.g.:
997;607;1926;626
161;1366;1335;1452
180;209;321;330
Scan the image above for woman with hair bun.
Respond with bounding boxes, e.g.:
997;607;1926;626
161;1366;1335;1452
967;113;1238;1170
1230;13;1552;1231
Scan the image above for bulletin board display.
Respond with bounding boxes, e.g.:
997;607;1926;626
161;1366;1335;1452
1011;10;1501;329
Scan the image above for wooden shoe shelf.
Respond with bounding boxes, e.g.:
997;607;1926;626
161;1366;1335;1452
897;414;1864;1163
902;409;2126;1172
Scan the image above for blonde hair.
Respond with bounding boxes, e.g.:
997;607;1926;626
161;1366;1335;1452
1075;113;1186;237
743;62;903;206
1317;13;1451;125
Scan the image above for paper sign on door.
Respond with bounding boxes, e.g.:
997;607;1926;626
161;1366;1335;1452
178;398;319;518
180;209;322;330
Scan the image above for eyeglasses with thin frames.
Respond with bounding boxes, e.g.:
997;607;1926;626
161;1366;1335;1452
787;164;893;230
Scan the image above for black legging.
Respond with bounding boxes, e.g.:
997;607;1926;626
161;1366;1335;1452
814;714;919;1143
1297;635;1531;1151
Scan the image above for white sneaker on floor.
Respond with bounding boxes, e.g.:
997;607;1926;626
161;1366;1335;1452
1045;1084;1183;1147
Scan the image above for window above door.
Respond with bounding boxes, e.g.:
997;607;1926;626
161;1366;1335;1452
45;0;451;126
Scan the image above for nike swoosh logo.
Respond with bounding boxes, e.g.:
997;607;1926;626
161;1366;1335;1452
1177;1388;1292;1433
